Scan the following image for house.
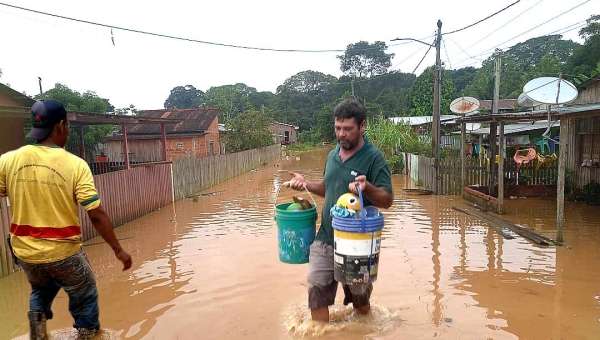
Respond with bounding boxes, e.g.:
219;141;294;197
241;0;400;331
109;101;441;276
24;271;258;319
269;122;299;145
0;83;35;154
105;108;221;162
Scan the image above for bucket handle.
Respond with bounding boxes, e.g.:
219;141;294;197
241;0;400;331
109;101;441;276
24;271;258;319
356;184;375;281
356;184;367;233
273;181;318;217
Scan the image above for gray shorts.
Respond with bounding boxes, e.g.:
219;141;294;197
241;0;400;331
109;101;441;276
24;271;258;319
306;241;372;309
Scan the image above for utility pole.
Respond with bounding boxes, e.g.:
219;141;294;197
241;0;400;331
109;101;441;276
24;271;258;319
432;20;442;195
38;77;43;97
488;57;501;197
351;79;355;97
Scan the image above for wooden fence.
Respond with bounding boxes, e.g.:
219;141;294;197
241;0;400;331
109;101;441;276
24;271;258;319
0;163;173;278
401;152;559;196
172;145;280;200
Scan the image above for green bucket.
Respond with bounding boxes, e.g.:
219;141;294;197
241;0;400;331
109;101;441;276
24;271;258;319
274;201;318;264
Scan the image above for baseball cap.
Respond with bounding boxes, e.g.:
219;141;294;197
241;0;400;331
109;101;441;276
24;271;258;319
27;99;67;140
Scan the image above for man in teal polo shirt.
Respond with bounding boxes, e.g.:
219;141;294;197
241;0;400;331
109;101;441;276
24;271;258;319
288;98;393;322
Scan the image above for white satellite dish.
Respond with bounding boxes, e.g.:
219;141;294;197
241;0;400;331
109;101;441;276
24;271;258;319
517;92;540;108
522;77;578;105
449;96;480;114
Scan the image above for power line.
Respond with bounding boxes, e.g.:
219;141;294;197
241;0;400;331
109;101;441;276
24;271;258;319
451;0;545;59
442;39;452;70
0;2;416;53
412;38;436;74
443;0;521;35
452;15;590;69
452;0;591;67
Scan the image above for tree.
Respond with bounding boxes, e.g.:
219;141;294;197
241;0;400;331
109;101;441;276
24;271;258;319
205;83;257;122
527;53;562;79
278;70;337;94
164;85;205;109
504;35;579;71
337;41;394;78
407;66;457;116
566;15;600;77
463;52;524;100
449;67;477;93
39;83;115;158
222;107;274;152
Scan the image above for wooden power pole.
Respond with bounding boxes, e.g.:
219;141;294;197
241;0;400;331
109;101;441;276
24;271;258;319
488;57;501;197
432;20;442;195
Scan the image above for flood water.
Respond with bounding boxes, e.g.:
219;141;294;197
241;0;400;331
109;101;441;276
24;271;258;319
2;147;600;339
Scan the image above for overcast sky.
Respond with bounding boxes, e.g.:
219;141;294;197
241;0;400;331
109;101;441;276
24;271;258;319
0;0;595;110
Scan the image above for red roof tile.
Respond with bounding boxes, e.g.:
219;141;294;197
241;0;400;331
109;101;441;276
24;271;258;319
127;108;220;135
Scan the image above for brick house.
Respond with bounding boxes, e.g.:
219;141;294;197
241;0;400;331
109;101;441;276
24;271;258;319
269;122;299;145
105;108;221;162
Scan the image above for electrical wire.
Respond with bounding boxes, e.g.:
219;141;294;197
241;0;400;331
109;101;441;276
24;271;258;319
451;0;545;59
442;39;453;70
412;38;436;74
454;0;591;67
0;1;416;53
452;16;589;69
443;0;521;35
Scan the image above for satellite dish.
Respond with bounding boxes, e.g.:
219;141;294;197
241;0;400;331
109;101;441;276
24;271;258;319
522;77;578;105
450;96;480;114
517;92;540;108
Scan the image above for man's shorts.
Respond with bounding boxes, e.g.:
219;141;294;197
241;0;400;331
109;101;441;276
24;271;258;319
306;240;372;309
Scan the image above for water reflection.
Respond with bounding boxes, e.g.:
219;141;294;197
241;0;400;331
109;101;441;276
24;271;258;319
2;148;600;339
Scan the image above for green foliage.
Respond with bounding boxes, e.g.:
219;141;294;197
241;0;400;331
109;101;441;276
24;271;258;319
337;41;394;78
164;85;205;109
284;142;323;153
205;83;258;123
222;107;274;152
449;67;477;93
407;66;458;116
39;83;115;158
464;52;525;100
364;116;430;173
505;35;579;71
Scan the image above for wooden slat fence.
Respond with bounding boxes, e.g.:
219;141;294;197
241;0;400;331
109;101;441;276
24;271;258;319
78;163;174;240
401;152;559;195
172;145;280;200
0;163;173;278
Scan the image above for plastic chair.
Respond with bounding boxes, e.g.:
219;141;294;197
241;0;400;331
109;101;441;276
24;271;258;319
533;137;551;155
536;153;557;171
513;148;537;173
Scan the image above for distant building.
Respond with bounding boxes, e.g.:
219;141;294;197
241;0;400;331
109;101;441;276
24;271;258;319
269;122;299;145
106;108;221;162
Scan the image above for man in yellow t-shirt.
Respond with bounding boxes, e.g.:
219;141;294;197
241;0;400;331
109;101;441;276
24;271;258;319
0;99;133;340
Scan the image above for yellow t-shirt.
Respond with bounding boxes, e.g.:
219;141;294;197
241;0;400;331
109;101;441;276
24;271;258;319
0;145;101;263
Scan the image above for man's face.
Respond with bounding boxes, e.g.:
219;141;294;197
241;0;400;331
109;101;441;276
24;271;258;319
334;117;365;150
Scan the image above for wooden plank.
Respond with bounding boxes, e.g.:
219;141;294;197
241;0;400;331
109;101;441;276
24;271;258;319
498;122;505;214
452;205;515;239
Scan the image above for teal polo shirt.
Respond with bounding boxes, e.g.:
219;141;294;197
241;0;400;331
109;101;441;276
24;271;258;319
315;137;393;246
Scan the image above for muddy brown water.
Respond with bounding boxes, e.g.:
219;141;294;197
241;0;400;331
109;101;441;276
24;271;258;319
2;148;600;339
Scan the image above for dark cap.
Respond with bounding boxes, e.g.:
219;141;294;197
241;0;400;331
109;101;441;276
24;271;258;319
27;99;67;140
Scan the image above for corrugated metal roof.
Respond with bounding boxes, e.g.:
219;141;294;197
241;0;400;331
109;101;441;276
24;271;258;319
465;120;560;136
457;103;600;123
388;115;459;126
128;108;220;135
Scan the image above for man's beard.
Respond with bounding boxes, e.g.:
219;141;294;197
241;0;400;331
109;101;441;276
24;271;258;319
338;136;360;150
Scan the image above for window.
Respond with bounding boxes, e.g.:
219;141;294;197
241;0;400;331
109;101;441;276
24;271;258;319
209;140;215;156
177;142;184;150
580;134;600;166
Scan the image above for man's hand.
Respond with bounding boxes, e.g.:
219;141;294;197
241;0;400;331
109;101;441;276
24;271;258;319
287;171;306;191
349;175;368;195
115;248;132;271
